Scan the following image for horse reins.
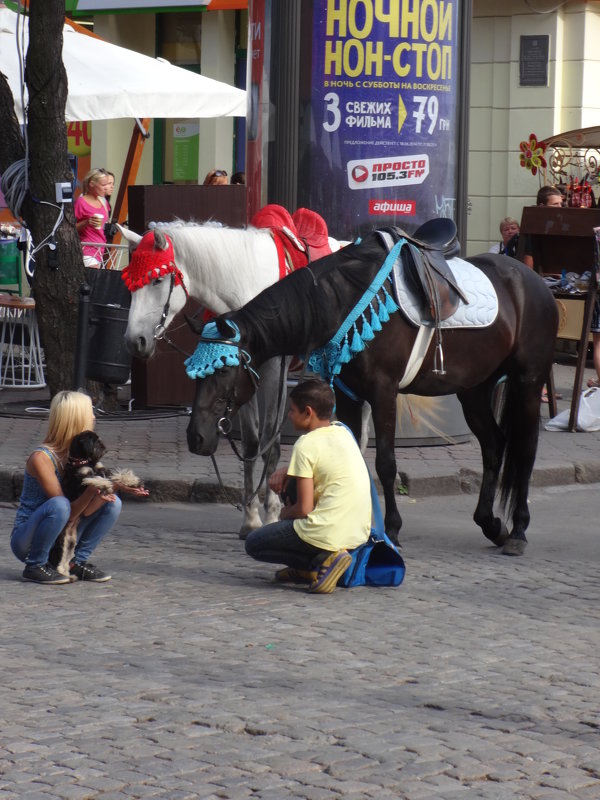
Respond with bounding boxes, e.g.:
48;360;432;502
190;327;289;508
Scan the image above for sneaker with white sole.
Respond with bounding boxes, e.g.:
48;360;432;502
22;563;71;585
309;550;352;594
70;561;111;582
275;566;318;584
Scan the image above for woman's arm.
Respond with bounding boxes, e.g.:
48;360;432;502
279;476;314;520
27;451;62;497
27;451;115;521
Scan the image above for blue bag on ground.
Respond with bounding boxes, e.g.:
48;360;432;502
338;464;405;588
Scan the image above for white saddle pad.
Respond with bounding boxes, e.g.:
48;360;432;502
392;256;499;329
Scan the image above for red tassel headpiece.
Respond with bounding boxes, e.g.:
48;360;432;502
121;231;188;295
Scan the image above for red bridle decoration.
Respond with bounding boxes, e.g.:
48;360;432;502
121;232;189;295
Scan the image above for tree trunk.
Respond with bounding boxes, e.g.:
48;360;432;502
25;0;86;395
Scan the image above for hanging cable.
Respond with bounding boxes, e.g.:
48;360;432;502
524;0;567;13
0;159;27;220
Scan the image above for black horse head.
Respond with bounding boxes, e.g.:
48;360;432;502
185;315;259;455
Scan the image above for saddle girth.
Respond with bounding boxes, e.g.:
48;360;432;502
377;222;468;376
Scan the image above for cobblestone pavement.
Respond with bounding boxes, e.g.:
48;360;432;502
1;489;598;800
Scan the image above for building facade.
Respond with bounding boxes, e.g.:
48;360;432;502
468;0;600;255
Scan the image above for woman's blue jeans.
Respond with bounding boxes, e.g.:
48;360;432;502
11;495;122;568
245;519;328;571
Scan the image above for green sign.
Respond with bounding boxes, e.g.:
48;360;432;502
172;121;199;181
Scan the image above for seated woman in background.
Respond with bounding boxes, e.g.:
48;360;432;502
203;168;228;186
489;217;520;257
74;168;110;268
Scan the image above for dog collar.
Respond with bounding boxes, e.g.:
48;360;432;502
68;457;90;467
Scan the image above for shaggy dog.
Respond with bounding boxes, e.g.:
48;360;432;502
48;430;141;577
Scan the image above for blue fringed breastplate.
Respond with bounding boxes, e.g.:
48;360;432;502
308;238;403;384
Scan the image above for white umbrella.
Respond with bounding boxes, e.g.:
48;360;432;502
0;8;246;122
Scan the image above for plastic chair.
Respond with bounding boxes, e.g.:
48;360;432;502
0;293;46;389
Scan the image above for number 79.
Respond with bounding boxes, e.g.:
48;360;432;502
412;95;438;135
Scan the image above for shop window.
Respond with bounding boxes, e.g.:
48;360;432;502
156;13;203;184
157;12;202;68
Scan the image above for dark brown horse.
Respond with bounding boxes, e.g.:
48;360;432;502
185;229;558;556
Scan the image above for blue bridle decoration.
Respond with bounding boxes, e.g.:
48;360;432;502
185;320;259;382
308;238;403;384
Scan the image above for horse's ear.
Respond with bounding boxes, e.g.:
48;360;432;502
154;228;170;251
186;315;205;336
117;224;142;249
216;317;240;341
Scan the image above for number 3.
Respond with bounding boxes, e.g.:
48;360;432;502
323;92;341;133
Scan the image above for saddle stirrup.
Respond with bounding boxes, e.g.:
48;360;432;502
432;333;446;375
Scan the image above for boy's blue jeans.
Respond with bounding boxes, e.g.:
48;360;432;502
11;495;122;568
245;519;329;571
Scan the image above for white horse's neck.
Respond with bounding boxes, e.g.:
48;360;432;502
168;224;279;315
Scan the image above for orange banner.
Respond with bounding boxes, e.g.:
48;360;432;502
207;1;248;7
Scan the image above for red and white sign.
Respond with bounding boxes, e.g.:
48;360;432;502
347;155;430;191
369;200;416;216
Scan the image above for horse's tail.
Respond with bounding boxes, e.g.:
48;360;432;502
497;373;534;516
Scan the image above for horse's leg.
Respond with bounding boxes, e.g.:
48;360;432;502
238;399;263;538
257;357;289;526
262;436;282;524
370;392;402;545
498;375;545;556
337;385;402;545
457;383;510;547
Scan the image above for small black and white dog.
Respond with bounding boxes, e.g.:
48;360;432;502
48;430;142;577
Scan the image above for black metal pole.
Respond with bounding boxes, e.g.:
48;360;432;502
73;282;91;391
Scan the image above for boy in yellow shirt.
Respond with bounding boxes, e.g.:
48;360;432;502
245;379;371;594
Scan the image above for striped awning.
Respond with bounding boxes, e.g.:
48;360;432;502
61;1;246;12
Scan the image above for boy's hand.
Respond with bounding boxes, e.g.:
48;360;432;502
268;466;289;495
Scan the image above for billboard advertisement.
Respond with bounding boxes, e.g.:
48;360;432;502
298;0;461;239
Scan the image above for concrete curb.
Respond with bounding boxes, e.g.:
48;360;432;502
3;459;600;506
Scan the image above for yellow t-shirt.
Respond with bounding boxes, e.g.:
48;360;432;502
290;422;371;552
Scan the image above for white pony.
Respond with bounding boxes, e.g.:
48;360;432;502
119;215;340;535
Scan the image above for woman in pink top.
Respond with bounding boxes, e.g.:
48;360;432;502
74;168;109;267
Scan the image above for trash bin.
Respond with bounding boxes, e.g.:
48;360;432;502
84;267;132;385
86;302;131;385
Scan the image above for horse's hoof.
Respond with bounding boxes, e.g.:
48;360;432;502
238;530;248;540
485;522;509;548
502;537;527;557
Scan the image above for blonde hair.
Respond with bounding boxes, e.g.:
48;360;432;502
43;391;95;455
203;168;228;186
499;217;519;232
82;168;107;195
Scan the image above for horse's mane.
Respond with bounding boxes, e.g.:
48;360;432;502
227;231;387;358
146;220;273;312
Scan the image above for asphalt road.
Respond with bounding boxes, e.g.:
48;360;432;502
1;486;599;799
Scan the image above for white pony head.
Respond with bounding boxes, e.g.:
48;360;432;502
120;224;189;359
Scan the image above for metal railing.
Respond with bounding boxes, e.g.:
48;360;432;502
80;242;130;271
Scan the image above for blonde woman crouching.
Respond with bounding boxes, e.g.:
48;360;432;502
10;391;147;584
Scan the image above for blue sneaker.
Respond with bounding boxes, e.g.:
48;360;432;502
309;550;352;594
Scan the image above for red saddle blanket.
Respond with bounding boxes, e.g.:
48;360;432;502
203;205;333;323
250;204;333;279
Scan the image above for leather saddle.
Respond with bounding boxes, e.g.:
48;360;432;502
383;219;468;323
